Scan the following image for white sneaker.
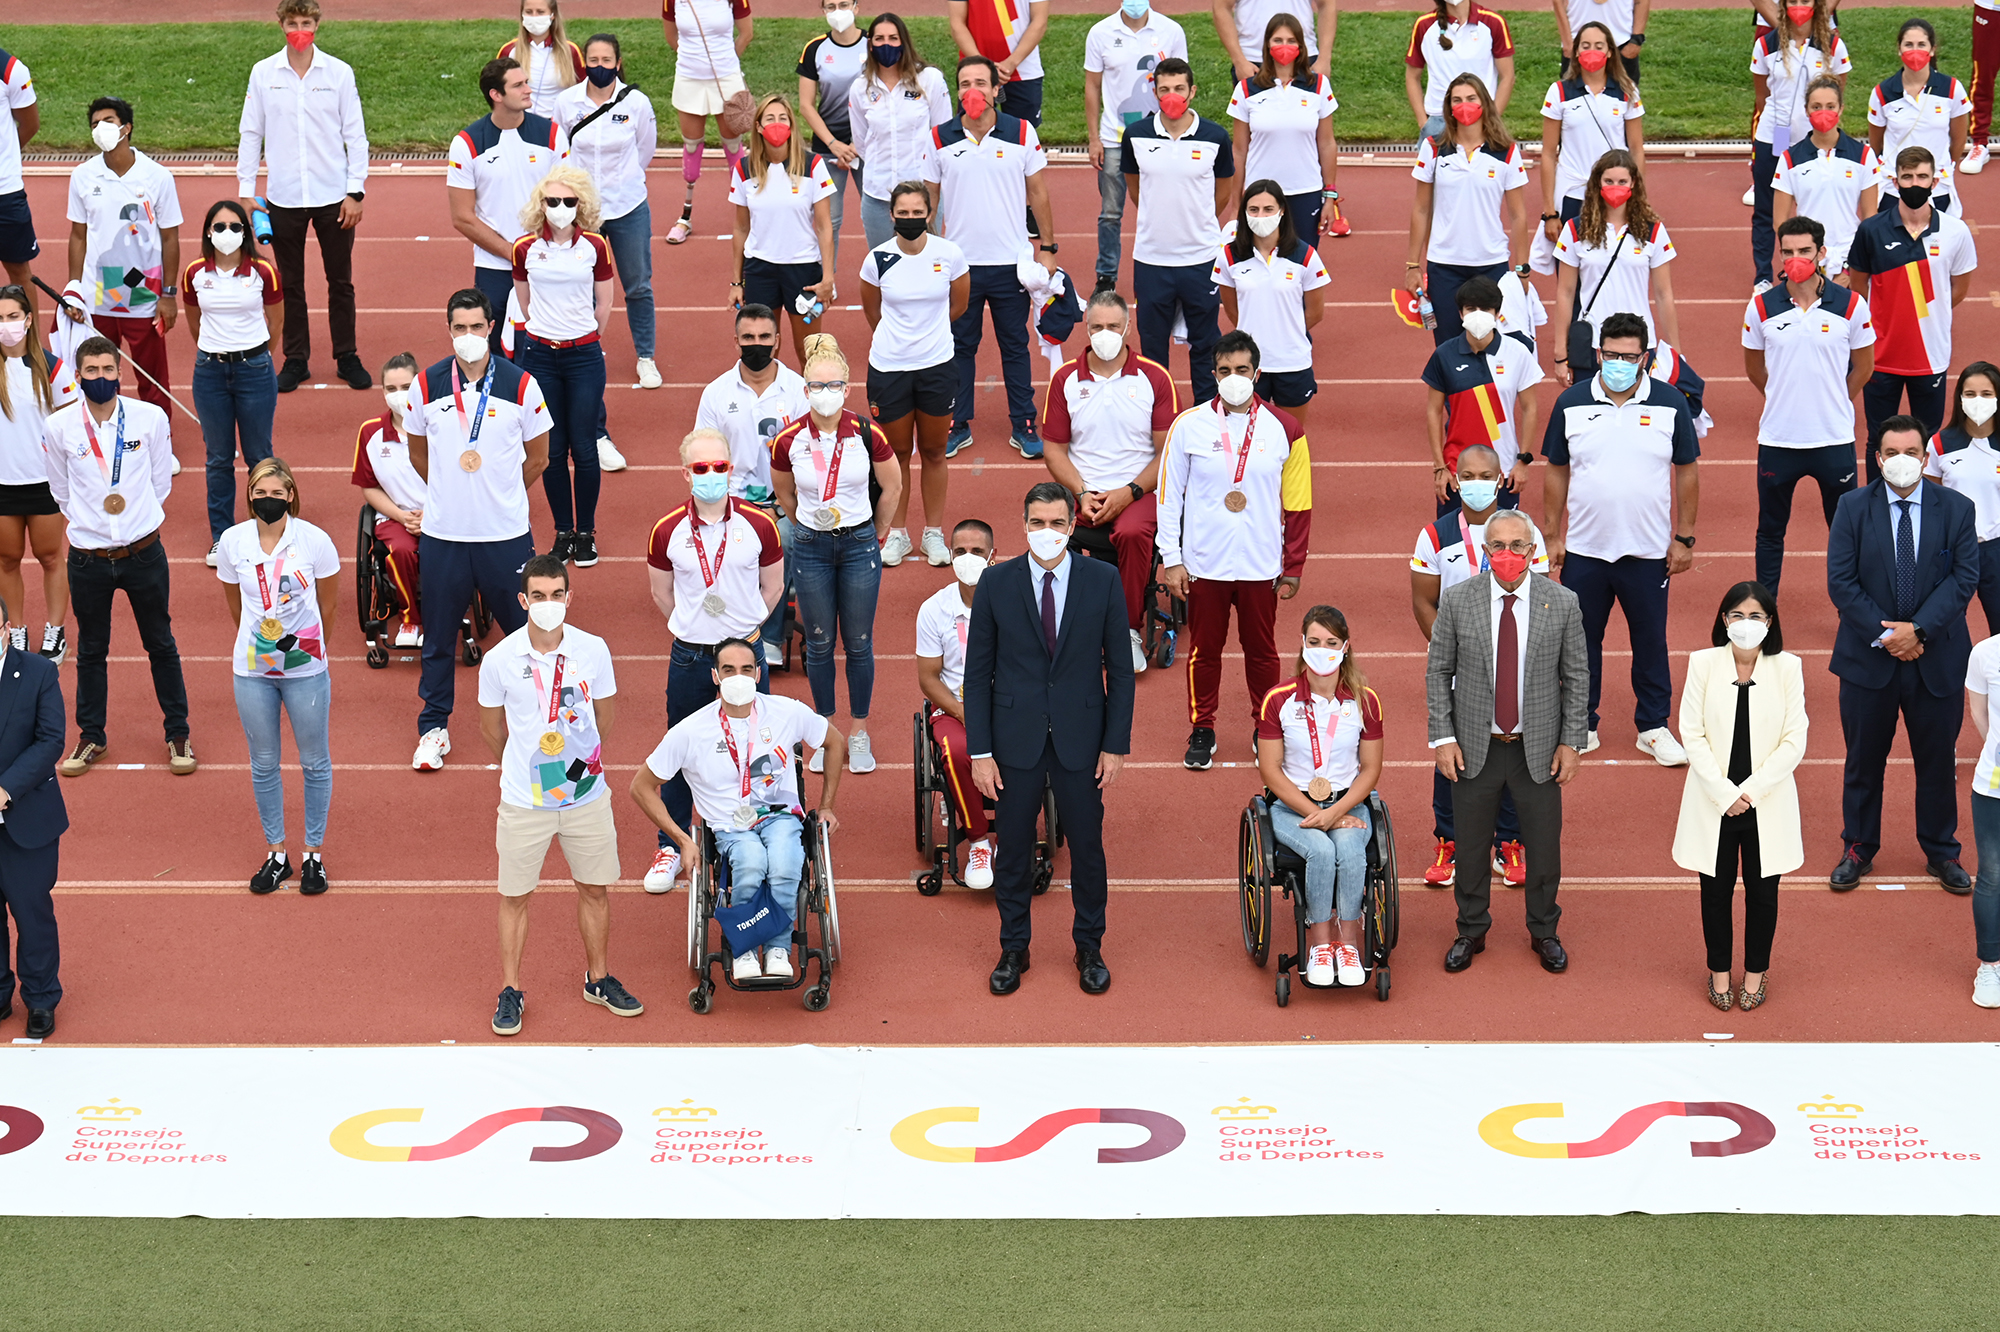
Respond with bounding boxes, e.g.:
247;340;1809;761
1751;279;1774;296
1976;961;2000;1008
636;356;663;389
393;624;421;648
1579;730;1600;755
731;951;762;982
412;726;450;771
763;640;783;667
920;528;949;566
965;838;995;889
808;746;825;773
1129;628;1148;674
1334;942;1365;987
644;845;680;894
1962;143;1991;176
848;729;875;773
1635;727;1689;767
597;435;628;472
171;454;182;476
881;528;912;566
1305;944;1336;986
764;946;795;979
205;540;220;568
1741;186;1755;206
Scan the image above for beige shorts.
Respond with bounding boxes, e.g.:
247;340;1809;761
495;797;622;897
671;73;747;118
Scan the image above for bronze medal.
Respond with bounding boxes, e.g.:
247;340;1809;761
103;493;126;515
539;731;565;757
1306;776;1334;802
257;616;284;641
459;450;482;473
1223;489;1248;513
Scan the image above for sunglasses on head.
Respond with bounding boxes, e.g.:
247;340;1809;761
211;222;245;234
688;460;733;475
545;196;580;209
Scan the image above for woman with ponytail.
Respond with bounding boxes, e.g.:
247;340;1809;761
1749;0;1851;286
1538;21;1643;251
1867;18;1971;216
729;92;837;367
1406;72;1529;345
1404;0;1516;138
0;285;78;660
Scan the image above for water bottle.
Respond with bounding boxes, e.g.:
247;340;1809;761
794;292;824;325
251;196;273;245
1417;288;1437;331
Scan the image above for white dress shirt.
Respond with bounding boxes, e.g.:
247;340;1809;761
236;46;369;208
1488;573;1530;736
43;396;175;550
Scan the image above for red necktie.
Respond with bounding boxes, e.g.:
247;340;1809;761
1495;592;1519;734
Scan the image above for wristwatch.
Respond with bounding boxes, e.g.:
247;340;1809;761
1038;242;1059;254
1516;451;1534;467
160;286;177;298
347;190;365;202
1540;212;1560;222
1513;263;1532;277
1127;481;1144;502
1673;534;1696;549
1628;32;1646;47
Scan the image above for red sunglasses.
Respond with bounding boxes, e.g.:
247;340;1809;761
688;461;733;475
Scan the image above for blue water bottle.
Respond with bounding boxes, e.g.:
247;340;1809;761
251;196;274;245
794;292;824;325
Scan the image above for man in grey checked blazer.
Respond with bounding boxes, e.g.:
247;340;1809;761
1425;510;1590;974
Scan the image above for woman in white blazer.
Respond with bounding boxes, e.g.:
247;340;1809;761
1672;583;1808;1013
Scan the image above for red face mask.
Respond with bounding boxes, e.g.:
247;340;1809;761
1786;4;1814;26
1599;183;1633;208
1487;548;1530;583
1576;48;1608;73
285;29;315;52
1807;107;1841;133
1902;48;1932;73
1783;255;1819;283
1158;91;1190;120
1450;100;1483;126
759;122;792;147
1268;42;1301;66
960;87;990;118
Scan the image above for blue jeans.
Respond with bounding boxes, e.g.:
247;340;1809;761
791;522;881;720
953;264;1035;429
1095;163;1127;280
859;192;894;249
758;510;792;657
715;811;806;932
519;338;605;534
233;670;332;847
1974;792;2000;962
192;349;277;541
1270;799;1372;926
822;160;852;267
600;202;655;358
660;638;771;841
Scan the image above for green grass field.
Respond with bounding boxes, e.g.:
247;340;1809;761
2;1214;1993;1329
0;10;1970;151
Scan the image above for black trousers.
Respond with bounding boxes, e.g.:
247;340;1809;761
1449;737;1564;940
1839;661;1963;863
0;826;60;1010
1861;370;1948;480
993;733;1108;952
1754;443;1855;596
69;540;189;746
268;201;357;366
1700;812;1779;973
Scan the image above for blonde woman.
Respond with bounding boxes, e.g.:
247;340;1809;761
0;285;78;660
216;456;342;897
511;165;613;567
499;0;585;117
664;0;755;246
730;93;837;366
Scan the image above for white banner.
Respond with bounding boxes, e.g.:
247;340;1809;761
0;1043;1994;1217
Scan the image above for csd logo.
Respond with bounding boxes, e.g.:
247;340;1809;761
330;1106;622;1162
892;1107;1185;1163
0;1106;45;1156
1480;1101;1776;1159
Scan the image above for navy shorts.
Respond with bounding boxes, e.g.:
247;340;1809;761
742;256;823;317
868;359;956;422
1256;366;1318;409
0;190;38;265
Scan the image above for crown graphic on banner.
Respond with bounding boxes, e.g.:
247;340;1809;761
1211;1097;1277;1122
1795;1094;1863;1119
75;1098;143;1122
653;1100;720;1123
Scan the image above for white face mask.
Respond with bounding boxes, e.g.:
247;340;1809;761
453;333;490;365
1964;395;1999;426
1025;528;1069;562
1725;619;1768;651
527;600;567;631
522;12;553;36
543;202;576;229
1245;213;1281;238
91;120;124;154
1302;645;1344;677
1217;372;1256;407
1881;453;1925;489
1088;329;1124;362
952;552;988;586
826;7;856;32
1460;310;1498;341
384;387;409;418
0;318;25;348
807;386;845;417
718;674;759;706
211;227;244;255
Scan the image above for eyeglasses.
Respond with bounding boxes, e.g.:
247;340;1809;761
1599;350;1645;364
687;461;733;475
1486;541;1535;555
805;380;847;393
211;222;245;234
544;196;580;209
1722;611;1772;624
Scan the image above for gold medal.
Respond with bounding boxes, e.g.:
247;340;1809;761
103;493;126;515
1223;490;1248;513
257;616;283;641
1307;777;1334;802
459;450;482;473
539;731;565;756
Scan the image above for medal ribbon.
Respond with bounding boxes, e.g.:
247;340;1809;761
1458;512;1490;573
452;359;496;452
254;554;290;611
531;653;566;725
719;702;759;799
808;422;847;505
80;403;127;491
689;504;730;590
1217;396;1261;487
1304;692;1341;779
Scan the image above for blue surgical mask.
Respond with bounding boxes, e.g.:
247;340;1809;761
690;473;730;503
1598;358;1640;392
1121;0;1150;19
1457;479;1500;512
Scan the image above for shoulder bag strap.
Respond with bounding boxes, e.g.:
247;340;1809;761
567;83;637;142
1579;225;1630;319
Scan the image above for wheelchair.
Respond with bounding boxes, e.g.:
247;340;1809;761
355;504;493;669
1237;790;1400;1006
685;752;840;1013
1066;520;1185;669
911;708;1062;896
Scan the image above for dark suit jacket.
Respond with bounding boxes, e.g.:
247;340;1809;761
0;649;68;848
963;553;1135;771
1826;478;1979;697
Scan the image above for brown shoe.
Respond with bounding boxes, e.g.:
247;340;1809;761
166;738;198;775
58;739;106;777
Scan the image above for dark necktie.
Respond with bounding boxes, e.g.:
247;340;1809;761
1041;570;1058;658
1894;499;1917;620
1495;592;1520;734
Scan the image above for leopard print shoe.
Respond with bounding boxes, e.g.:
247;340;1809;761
1738;973;1769;1011
1707;974;1733;1011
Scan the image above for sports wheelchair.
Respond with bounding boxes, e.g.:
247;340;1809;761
685;758;841;1013
911;708;1063;896
355;504;492;668
1066;520;1185;669
1237;790;1400;1006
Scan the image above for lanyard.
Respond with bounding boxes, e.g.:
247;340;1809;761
1217;397;1260;486
253;553;296;611
719;703;759;798
529;654;566;725
689;504;730;588
1303;692;1341;776
80;404;127;489
1458;512;1490;573
452;359;496;450
808;424;847;503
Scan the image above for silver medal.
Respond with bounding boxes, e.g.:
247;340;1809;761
732;804;758;830
701;592;727;617
814;506;840;528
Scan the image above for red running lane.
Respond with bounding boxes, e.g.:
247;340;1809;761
12;158;2000;1046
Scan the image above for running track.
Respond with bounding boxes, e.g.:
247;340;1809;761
12;156;2000;1047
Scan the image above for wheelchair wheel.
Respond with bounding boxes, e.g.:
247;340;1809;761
688;985;712;1014
1152;630;1176;671
1275;970;1291;1007
471;593;493;638
687;839;713;974
1375;966;1391;1003
1237;800;1271;968
461;638;482;667
813;814;841;966
1369;793;1400;952
913;711;938;858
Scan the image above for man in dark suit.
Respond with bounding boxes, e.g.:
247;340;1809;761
965;482;1136;995
0;598;70;1039
1826;415;1981;892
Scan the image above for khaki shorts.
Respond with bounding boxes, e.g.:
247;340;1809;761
495;797;622;897
671;73;747;118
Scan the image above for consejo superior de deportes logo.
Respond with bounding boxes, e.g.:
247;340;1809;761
329;1107;622;1162
891;1107;1186;1163
1479;1101;1776;1159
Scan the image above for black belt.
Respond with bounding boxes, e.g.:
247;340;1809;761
205;343;269;363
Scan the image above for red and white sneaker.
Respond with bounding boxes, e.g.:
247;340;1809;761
394;623;422;648
1323;193;1352;238
965;838;995;889
644;846;681;894
1334;943;1365;986
1424;838;1455;886
1499;840;1526;887
1305;944;1336;986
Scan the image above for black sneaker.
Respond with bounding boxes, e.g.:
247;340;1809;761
583;972;644;1016
250;853;293;895
1184;727;1216;770
492;986;525;1036
300;856;328;896
570;531;600;568
1092;273;1118;296
337;354;372;390
39;624;66;665
546;530;575;563
275;359;309;393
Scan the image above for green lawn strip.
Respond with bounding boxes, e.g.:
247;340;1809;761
1;1214;1993;1330
0;11;1966;152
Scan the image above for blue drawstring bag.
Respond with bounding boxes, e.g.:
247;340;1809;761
716;881;792;955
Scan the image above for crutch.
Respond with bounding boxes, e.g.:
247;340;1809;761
30;274;203;428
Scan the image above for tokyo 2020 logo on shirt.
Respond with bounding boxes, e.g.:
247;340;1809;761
1479;1101;1776;1159
329;1107;622;1162
891;1107;1186;1163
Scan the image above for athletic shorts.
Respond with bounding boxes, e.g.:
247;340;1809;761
868;359;956;422
0;482;58;517
0;190;39;266
495;795;622;896
1255;366;1318;409
741;256;822;316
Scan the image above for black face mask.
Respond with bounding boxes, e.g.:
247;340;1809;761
250;496;291;525
586;65;617;88
893;216;928;240
739;343;775;372
1899;183;1934;210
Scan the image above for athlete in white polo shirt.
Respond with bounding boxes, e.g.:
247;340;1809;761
1040;289;1177;673
404;289;551;773
917;519;998;886
1215;0;1334;77
1083;1;1188;291
1771;75;1880;281
0;44;40;299
350;352;427;647
1925;361;2000;633
1420;274;1542;519
1407;73;1531;346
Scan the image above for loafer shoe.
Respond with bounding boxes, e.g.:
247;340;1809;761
990;947;1029;995
1444;935;1484;972
1830;848;1871;891
1532;935;1568;974
1075;947;1111;995
25;1009;53;1040
1929;859;1974;895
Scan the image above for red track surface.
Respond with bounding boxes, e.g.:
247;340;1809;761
14;156;2000;1047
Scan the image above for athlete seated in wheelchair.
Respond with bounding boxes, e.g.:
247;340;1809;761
351;353;425;648
1065;512;1184;673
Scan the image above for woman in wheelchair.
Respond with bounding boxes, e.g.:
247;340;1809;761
1255;604;1383;988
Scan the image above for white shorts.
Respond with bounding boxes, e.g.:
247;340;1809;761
495;796;621;896
671;73;747;118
